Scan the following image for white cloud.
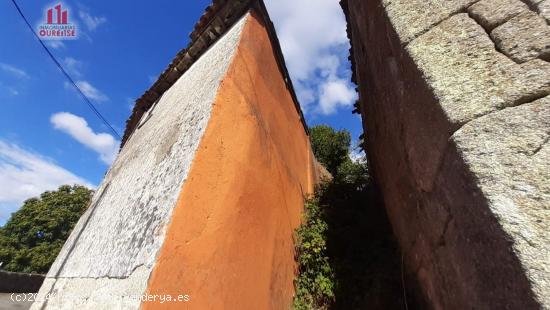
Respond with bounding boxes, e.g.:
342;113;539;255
0;63;29;79
51;112;119;165
319;78;357;114
63;57;83;77
264;0;356;115
79;10;107;31
0;203;16;225
294;81;316;109
61;62;108;102
349;146;366;163
0;82;19;96
0;140;93;224
73;80;109;102
46;40;65;49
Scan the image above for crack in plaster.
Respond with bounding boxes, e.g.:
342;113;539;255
49;264;148;281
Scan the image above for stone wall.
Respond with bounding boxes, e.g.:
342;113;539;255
342;0;550;309
0;271;44;293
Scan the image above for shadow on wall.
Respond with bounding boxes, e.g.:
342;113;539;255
321;180;424;310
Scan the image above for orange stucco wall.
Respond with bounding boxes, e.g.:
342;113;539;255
141;12;315;310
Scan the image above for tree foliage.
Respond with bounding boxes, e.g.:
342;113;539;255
294;125;404;309
294;125;372;309
309;125;352;176
0;185;93;274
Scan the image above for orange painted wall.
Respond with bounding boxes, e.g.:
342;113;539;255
141;12;316;310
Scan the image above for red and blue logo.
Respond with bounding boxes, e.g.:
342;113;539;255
38;3;77;40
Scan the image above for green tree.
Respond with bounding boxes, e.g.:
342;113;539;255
335;157;369;188
294;125;373;309
294;125;404;309
0;185;93;273
309;125;351;176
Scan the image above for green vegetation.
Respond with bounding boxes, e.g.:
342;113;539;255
309;125;352;176
293;125;403;309
0;185;93;274
293;125;366;309
293;194;335;310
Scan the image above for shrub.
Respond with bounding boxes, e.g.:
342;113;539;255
293;193;335;310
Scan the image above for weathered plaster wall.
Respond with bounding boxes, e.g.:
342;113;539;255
31;14;248;310
142;12;315;310
343;0;549;309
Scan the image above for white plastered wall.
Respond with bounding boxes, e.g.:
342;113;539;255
31;13;250;310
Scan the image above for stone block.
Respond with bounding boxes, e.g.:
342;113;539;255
539;0;550;23
452;96;550;305
382;0;479;43
526;0;545;5
408;13;550;127
468;0;530;30
491;11;550;62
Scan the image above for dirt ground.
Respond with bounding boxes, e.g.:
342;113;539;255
0;294;32;310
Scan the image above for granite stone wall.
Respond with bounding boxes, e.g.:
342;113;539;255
342;0;550;308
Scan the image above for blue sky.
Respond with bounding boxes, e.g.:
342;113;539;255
0;0;361;225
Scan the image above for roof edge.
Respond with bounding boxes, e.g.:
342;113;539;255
121;0;308;149
339;0;358;86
